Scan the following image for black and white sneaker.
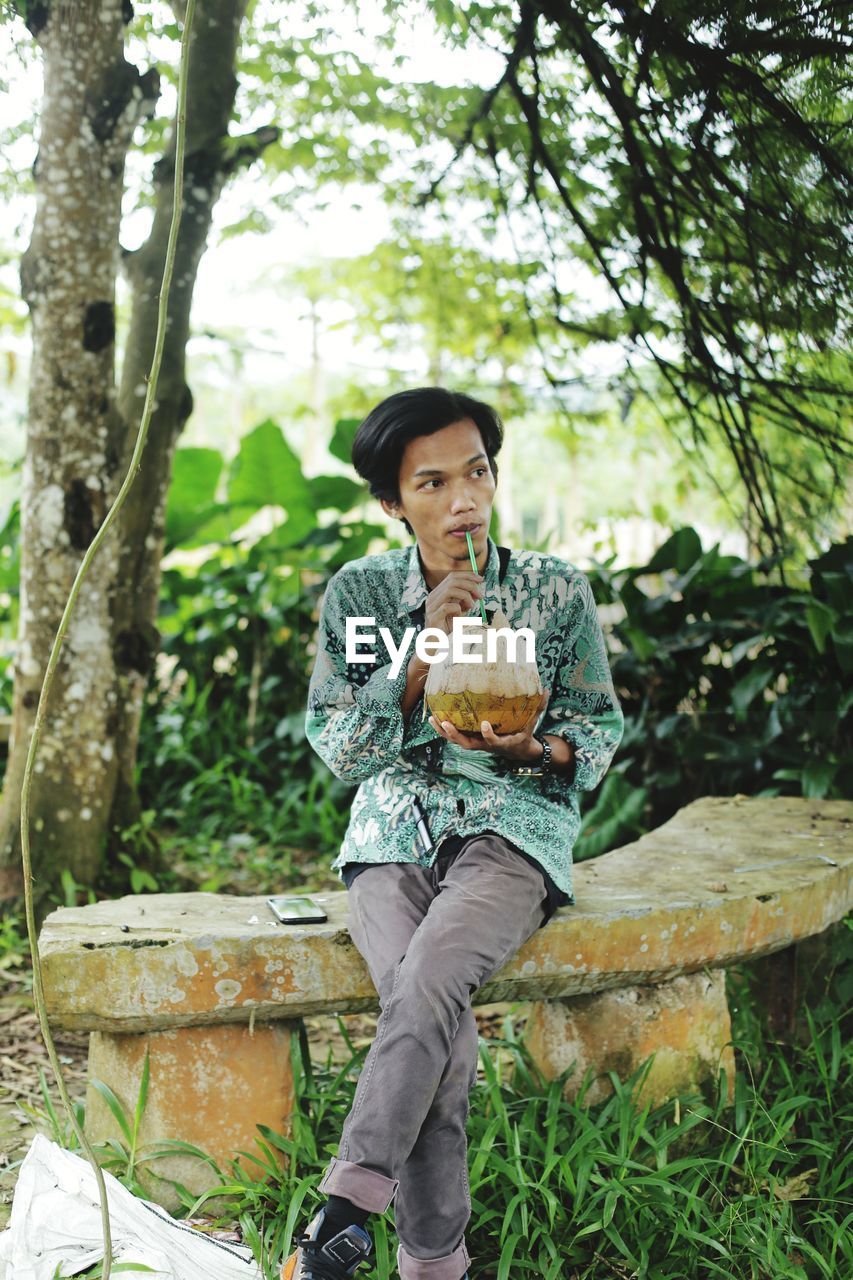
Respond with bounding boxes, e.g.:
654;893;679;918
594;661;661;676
280;1206;372;1279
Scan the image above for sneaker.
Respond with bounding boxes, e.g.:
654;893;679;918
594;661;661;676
280;1206;373;1279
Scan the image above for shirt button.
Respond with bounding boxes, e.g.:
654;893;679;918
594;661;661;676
457;798;465;817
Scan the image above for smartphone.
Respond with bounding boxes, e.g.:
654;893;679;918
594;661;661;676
266;894;328;925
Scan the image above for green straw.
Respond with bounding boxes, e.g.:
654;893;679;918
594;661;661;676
466;530;489;624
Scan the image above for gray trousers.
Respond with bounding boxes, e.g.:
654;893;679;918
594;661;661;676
318;833;548;1280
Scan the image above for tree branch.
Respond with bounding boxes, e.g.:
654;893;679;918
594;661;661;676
416;0;537;206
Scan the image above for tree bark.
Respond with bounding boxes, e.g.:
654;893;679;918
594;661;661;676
107;0;251;853
0;0;262;907
0;0;158;903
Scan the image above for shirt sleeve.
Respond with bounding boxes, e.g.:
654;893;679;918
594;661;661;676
304;570;411;783
543;572;624;794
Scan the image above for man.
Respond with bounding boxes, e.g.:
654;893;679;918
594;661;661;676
282;387;624;1280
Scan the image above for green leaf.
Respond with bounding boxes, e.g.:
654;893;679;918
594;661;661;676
497;1231;523;1280
90;1079;133;1145
227;419;310;510
82;1265;158;1277
306;474;366;512
170;503;258;549
801;759;838;799
643;527;703;575
134;1048;150;1144
328;417;361;466
624;626;657;662
831;614;853;675
805;599;836;654
731;660;774;722
164;448;224;548
577;775;648;860
253;509;323;550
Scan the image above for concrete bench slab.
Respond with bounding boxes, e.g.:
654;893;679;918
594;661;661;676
41;795;852;1033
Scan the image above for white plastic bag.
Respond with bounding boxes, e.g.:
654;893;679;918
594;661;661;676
0;1133;261;1280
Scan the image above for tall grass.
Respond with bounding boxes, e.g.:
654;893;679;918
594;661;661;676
172;961;850;1280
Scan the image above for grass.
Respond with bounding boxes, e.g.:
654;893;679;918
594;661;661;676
17;937;848;1280
216;997;851;1280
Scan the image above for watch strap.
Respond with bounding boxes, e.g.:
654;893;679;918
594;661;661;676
513;734;552;776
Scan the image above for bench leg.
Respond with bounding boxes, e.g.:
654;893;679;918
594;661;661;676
744;923;843;1044
85;1020;300;1211
523;970;735;1108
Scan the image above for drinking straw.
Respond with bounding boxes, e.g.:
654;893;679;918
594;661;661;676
466;530;489;625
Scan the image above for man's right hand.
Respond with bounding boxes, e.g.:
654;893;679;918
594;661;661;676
424;571;485;635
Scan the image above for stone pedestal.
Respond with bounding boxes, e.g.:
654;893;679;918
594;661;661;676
524;971;735;1108
85;1019;299;1211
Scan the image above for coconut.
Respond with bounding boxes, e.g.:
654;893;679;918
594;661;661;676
424;609;543;735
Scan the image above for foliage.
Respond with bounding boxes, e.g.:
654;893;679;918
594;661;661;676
87;1050;155;1198
583;526;853;855
279;232;553;397
413;0;853;558
0;904;26;963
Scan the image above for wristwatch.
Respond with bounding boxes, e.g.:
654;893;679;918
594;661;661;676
513;734;552;777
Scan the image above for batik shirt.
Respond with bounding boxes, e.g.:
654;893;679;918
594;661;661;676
304;536;624;901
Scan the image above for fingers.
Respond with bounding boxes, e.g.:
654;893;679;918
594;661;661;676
480;721;523;746
439;586;484;617
428;715;484;750
425;571;485;630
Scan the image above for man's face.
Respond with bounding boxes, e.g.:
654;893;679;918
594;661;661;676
381;418;497;569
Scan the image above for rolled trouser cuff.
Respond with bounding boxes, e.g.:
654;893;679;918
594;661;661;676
397;1237;471;1280
318;1156;399;1213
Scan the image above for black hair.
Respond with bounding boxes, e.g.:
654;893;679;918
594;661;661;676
351;387;503;535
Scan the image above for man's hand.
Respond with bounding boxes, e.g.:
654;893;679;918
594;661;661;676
424;570;484;635
428;689;550;763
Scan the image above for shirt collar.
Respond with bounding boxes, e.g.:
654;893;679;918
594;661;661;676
398;535;502;619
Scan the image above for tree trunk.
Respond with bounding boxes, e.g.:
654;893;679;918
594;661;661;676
107;0;250;855
0;0;158;903
0;0;262;907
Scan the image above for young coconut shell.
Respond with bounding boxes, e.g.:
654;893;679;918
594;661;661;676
424;609;543;735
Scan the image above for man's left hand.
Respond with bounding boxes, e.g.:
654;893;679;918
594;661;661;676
428;689;550;763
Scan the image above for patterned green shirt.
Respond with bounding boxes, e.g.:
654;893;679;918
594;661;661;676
305;536;624;900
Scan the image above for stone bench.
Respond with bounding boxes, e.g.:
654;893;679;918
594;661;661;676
39;795;852;1208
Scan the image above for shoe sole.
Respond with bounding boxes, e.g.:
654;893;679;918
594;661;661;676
281;1247;303;1280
